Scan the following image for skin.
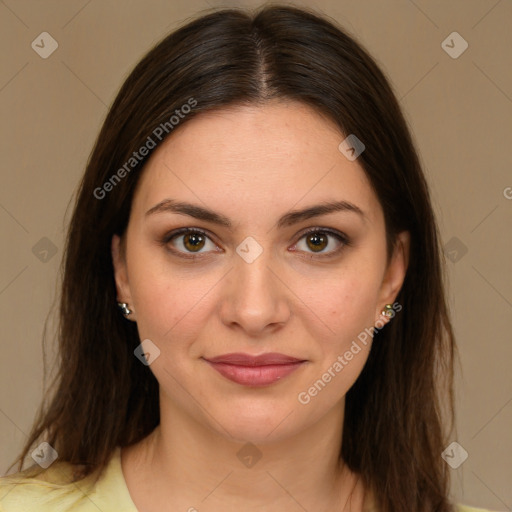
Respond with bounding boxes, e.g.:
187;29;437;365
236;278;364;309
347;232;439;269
112;100;410;512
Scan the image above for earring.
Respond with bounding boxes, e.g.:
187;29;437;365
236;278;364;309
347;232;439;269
381;304;394;317
117;302;132;316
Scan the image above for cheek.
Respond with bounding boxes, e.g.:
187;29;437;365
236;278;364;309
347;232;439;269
304;261;383;354
296;272;380;408
127;247;218;346
327;277;379;333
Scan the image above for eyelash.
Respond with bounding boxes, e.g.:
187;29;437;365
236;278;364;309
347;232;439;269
160;227;351;260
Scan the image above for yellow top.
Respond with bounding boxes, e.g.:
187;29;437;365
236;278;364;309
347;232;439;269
0;447;493;511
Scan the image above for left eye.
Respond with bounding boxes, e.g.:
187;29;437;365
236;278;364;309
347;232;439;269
166;229;216;254
292;229;347;256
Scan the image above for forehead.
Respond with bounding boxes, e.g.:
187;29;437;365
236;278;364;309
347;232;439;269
131;100;382;227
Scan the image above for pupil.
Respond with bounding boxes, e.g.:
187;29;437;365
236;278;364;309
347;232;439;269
185;233;204;251
308;233;327;252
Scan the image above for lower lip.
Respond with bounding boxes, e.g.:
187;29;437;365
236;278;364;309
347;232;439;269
205;360;305;387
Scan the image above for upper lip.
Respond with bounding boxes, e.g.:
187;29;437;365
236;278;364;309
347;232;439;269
204;352;305;366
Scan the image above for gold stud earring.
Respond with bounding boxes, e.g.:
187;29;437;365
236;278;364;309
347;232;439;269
381;304;394;317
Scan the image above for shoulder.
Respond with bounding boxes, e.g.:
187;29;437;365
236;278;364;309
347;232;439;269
0;448;137;512
0;462;91;511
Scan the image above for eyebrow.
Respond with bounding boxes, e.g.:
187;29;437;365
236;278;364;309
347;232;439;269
145;198;367;229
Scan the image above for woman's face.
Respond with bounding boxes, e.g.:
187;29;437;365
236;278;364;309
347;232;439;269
112;100;409;443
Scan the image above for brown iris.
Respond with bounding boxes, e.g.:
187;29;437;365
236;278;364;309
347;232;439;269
306;232;328;252
183;232;206;252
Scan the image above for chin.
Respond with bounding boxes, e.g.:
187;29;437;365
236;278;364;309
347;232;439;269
206;400;304;445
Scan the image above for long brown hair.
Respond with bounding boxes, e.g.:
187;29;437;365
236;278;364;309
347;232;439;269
15;5;456;511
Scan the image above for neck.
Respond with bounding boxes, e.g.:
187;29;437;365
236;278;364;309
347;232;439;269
122;396;368;512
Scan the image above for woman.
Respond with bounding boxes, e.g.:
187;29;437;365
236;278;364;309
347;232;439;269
0;5;493;512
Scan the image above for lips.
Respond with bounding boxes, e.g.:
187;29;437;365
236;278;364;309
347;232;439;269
203;352;307;387
205;352;304;366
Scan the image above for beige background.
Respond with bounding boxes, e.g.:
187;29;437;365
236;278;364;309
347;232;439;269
0;0;511;509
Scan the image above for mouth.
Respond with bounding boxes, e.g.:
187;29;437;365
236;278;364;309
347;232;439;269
202;352;307;387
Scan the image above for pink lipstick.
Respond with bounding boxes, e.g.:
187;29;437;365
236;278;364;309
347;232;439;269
204;352;306;387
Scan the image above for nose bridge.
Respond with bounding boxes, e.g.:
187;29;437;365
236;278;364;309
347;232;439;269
236;246;273;292
234;238;278;303
221;236;290;332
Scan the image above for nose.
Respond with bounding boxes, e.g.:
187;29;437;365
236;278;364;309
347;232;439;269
218;247;291;337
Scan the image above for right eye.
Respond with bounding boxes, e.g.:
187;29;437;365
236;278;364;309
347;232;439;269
162;228;220;258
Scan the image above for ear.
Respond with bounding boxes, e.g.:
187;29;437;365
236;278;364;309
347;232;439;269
111;234;136;321
375;231;410;325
